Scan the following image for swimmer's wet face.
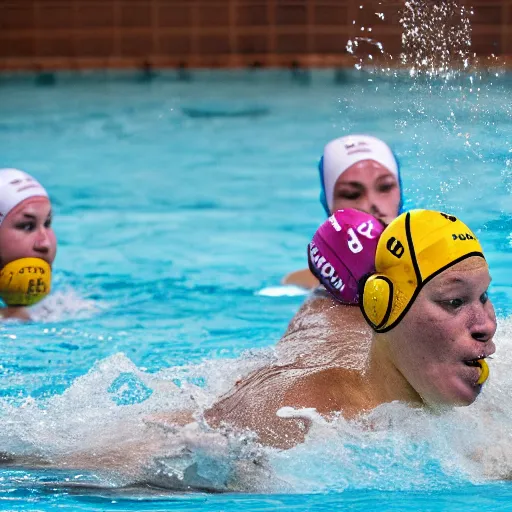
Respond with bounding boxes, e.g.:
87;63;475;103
388;257;496;407
331;161;401;225
0;197;56;267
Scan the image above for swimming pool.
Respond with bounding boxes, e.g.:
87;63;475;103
0;68;511;510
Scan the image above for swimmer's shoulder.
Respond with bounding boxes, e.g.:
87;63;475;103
283;367;366;417
205;366;314;449
282;268;319;289
280;289;356;343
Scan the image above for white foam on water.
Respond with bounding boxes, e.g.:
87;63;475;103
0;317;511;493
0;349;278;491
256;286;309;297
29;289;105;322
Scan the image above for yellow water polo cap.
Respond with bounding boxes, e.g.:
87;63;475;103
0;257;51;307
361;210;485;332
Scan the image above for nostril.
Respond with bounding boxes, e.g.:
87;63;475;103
472;332;488;342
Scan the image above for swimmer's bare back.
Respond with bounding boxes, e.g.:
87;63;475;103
204;363;376;449
204;292;378;449
276;292;372;370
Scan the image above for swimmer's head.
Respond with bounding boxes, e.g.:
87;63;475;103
0;169;56;268
361;210;487;332
318;135;403;224
362;210;496;406
308;209;385;304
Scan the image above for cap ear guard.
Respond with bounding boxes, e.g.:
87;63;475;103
360;274;394;331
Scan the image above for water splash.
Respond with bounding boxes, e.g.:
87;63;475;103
345;3;392;74
29;289;105;322
0;318;512;493
504;154;512;194
393;1;511;214
400;0;472;79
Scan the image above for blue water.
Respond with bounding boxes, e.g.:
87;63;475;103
0;68;511;510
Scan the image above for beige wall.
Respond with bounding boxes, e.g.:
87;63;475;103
0;0;510;70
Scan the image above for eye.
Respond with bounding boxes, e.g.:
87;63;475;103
378;183;396;193
480;291;489;304
44;218;52;228
337;191;360;200
15;222;36;232
443;298;464;310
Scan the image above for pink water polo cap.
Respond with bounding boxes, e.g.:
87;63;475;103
308;209;385;304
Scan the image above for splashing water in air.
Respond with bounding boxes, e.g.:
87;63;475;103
345;1;473;78
400;0;472;79
341;1;510;231
346;3;391;72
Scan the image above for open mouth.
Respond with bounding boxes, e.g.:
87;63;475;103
464;359;482;368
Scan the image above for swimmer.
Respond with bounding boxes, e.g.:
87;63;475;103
0;168;56;320
283;134;402;289
278;135;402;358
207;210;496;448
0;214;495;487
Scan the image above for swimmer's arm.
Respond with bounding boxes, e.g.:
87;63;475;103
5;412;199;475
0;307;31;322
281;268;319;289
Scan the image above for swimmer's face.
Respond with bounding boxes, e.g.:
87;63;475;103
331;160;400;225
0;197;57;267
389;257;496;407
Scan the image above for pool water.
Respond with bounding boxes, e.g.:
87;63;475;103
0;68;511;510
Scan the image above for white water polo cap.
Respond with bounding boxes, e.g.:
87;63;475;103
0;169;49;226
320;135;400;213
